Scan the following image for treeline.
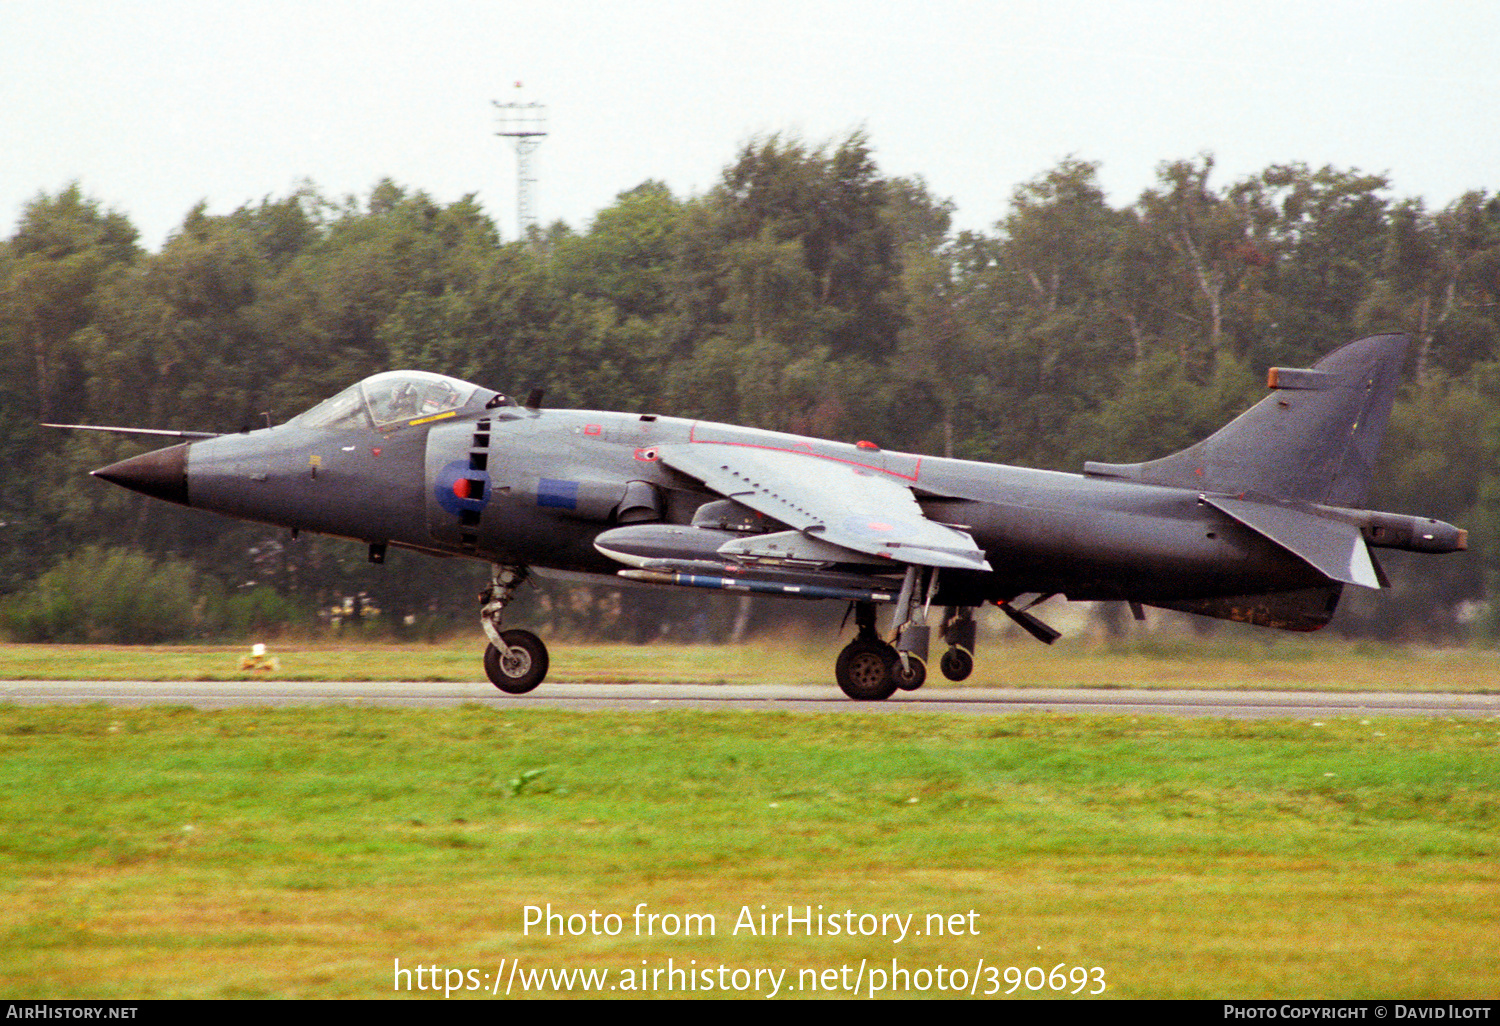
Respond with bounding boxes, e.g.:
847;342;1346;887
2;135;1497;642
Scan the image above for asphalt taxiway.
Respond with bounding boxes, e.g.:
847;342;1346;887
3;680;1497;719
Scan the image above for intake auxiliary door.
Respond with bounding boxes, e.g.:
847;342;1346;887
425;419;494;551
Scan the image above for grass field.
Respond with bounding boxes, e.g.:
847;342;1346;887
1;691;1497;999
4;635;1500;693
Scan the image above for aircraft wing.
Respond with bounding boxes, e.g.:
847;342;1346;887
655;443;991;571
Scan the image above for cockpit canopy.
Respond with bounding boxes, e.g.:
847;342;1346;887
295;371;508;431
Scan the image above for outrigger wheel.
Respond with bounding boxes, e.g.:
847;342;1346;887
483;629;550;694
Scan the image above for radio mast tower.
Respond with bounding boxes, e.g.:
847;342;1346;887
493;85;548;240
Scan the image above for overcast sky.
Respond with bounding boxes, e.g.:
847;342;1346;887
4;0;1497;251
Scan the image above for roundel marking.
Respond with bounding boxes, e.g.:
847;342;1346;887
434;459;491;518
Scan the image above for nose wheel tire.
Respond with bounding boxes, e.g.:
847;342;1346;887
835;639;900;701
483;629;549;694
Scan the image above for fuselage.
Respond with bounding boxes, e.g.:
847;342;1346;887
164;400;1329;609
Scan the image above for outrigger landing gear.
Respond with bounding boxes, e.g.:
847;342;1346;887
478;564;549;694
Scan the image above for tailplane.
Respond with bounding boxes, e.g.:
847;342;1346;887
1084;333;1408;506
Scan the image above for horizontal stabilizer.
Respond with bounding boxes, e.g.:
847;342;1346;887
1204;495;1382;589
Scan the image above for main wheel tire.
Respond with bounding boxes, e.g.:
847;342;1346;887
483;629;549;694
939;648;974;681
893;654;926;691
835;639;899;701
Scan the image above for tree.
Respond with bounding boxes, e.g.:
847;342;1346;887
1360;192;1500;379
0;184;139;422
552;180;682;321
672;132;903;360
1134;156;1259;374
951;159;1135;467
1250;162;1391;365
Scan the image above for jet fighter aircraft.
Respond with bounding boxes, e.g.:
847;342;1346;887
54;332;1466;700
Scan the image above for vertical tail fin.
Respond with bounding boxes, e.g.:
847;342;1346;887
1084;333;1408;506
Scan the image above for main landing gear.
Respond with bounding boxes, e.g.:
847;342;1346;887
938;606;976;681
479;564;549;694
835;603;902;701
834;568;980;701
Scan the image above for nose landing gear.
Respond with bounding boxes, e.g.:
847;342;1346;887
484;628;549;693
479;564;549;694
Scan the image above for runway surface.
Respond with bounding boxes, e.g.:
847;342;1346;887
3;680;1498;718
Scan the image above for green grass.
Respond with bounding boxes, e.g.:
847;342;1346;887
1;705;1496;998
3;636;1500;692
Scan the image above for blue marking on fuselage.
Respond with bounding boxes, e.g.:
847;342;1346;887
537;478;579;510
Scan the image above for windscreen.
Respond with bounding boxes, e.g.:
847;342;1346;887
295;372;481;430
295;382;367;429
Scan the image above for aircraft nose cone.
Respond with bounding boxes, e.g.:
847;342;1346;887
92;442;191;505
